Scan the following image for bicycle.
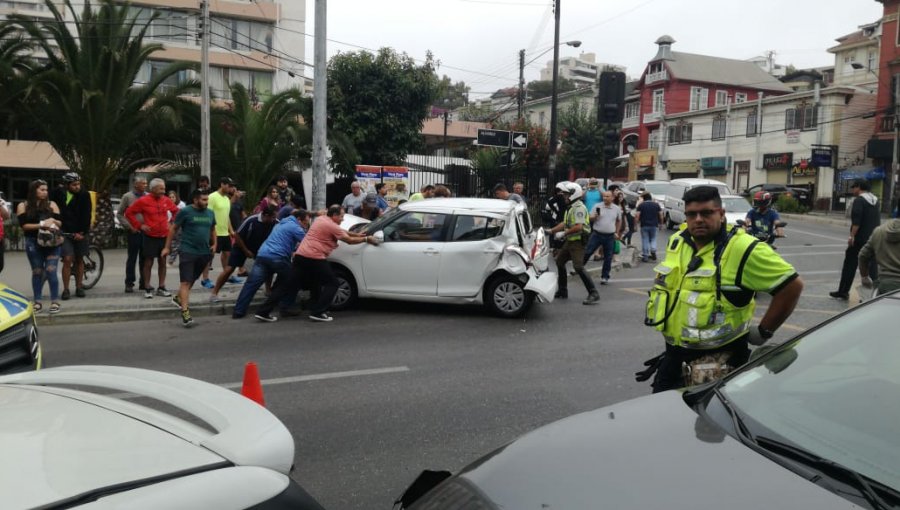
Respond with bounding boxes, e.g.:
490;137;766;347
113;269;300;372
60;233;104;289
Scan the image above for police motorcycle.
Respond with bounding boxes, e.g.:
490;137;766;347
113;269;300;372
737;191;787;248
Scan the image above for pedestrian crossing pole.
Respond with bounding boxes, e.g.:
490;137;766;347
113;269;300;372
200;0;211;181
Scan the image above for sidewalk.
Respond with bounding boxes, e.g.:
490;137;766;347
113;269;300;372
2;248;262;325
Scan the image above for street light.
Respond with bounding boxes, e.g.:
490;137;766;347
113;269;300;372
517;40;581;120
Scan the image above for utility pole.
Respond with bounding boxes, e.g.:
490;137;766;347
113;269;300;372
548;0;561;183
724;95;731;185
199;0;210;180
312;0;327;211
442;110;449;156
517;49;525;120
890;74;900;214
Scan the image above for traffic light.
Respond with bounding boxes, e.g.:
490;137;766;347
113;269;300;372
603;125;620;161
597;71;626;124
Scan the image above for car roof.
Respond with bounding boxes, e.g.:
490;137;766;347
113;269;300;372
0;366;296;509
399;198;518;214
668;178;729;186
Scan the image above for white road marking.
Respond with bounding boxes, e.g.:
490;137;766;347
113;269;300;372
220;366;410;389
780;251;844;258
107;366;411;399
789;228;847;242
612;269;840;285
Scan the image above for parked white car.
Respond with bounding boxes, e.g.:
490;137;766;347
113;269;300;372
332;198;556;317
0;366;326;510
721;194;752;226
664;178;733;229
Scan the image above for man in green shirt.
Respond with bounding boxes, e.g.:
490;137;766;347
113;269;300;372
163;188;216;328
205;177;235;288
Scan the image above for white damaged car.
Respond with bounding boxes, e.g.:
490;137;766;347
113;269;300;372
333;198;557;317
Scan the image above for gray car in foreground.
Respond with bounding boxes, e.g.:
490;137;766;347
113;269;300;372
399;293;900;510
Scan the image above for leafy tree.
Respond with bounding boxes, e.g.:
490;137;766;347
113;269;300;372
5;0;197;244
492;117;549;173
327;48;440;176
526;78;577;101
558;102;602;173
0;23;33;136
435;75;470;110
469;148;505;197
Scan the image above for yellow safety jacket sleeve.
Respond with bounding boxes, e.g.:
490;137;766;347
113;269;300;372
734;241;797;294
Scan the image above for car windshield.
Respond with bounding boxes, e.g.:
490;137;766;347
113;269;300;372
720;297;900;491
643;183;669;195
359;206;404;234
722;197;750;213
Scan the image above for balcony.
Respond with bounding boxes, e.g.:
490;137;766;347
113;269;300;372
645;70;668;85
622;116;639;129
643;111;662;124
881;115;895;133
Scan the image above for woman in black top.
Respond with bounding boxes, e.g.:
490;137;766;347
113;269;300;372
16;180;63;313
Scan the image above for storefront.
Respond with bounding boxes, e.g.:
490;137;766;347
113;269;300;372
763;152;792;185
666;159;700;180
839;165;884;201
700;156;729;183
628;149;657;181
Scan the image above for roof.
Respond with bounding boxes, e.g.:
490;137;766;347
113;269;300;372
400;197;518;214
0;140;68;170
828;25;879;53
658;51;792;92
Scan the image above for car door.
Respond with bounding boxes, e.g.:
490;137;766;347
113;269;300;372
438;214;506;297
361;211;449;295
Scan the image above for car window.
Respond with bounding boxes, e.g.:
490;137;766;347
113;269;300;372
382;211;449;242
722;299;900;491
451;215;505;241
668;184;685;200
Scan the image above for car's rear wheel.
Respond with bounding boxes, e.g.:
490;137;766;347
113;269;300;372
330;267;358;311
484;274;533;318
666;213;676;230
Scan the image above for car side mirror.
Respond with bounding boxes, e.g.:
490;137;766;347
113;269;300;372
373;231;385;243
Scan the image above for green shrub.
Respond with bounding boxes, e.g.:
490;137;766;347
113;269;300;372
775;194;809;214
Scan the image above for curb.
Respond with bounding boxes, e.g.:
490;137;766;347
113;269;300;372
34;296;268;326
779;213;849;229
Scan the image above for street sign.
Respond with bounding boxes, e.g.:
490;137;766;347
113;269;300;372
511;131;528;149
477;128;511;148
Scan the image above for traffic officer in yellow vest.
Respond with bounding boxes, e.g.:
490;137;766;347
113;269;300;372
549;182;601;305
642;186;803;392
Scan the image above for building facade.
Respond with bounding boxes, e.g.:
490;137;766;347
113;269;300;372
538;52;623;88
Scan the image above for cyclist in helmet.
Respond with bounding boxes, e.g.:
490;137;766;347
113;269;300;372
50;172;92;299
744;191;783;242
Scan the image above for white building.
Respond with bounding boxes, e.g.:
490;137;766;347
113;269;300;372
654;85;876;205
496;87;596;129
539;52;624;88
828;20;880;91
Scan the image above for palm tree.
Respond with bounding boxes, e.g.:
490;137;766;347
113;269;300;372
6;0;197;244
210;82;357;208
0;23;34;137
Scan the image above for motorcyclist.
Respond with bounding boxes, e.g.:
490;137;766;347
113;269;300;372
542;181;571;251
743;191;784;243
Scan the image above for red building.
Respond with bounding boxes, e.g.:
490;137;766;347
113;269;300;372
621;36;792;175
869;1;900;181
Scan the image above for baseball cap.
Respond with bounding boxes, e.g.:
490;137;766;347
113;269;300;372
364;192;377;204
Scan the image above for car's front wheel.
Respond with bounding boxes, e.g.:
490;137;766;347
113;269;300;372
330;267;358;311
484;274;534;318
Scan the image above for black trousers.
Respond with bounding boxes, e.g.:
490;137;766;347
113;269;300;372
838;242;878;294
652;336;751;393
256;256;338;316
125;231;144;288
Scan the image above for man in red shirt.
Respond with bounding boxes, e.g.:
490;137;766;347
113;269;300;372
125;178;179;299
254;205;377;323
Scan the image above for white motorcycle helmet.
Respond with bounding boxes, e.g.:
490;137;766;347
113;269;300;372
555;181;572;194
566;182;584;201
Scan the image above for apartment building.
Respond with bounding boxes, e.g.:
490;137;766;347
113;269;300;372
539;52;624;88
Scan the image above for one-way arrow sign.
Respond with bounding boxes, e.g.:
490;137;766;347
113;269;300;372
511;131;528;150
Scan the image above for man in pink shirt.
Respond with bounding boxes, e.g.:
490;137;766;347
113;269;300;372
254;205;378;322
125;178;179;298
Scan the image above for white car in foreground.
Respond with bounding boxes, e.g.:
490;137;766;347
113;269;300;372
0;366;326;510
333;198;557;317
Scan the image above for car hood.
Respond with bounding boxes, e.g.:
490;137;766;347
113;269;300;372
0;385;226;509
456;391;860;509
725;211;747;225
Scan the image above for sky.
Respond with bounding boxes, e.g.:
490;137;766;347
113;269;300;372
302;0;885;100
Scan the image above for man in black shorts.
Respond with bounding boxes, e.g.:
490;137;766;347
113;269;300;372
209;205;277;302
163;188;216;327
51;172;92;299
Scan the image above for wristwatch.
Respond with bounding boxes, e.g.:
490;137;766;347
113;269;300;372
757;325;774;340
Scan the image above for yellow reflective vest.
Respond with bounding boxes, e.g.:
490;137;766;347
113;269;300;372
564;201;589;241
645;224;795;349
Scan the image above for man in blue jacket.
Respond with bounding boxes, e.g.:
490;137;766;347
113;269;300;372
232;209;310;318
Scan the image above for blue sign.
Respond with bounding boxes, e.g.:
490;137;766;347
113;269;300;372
811;148;833;167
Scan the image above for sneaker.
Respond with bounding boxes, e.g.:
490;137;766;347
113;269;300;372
61;289;70;301
155;287;172;297
201;279;214;289
171;295;182;309
124;285;134;294
309;312;333;322
181;309;194;328
75;288;86;298
48;302;60;314
583;292;600;306
227;275;244;284
144;287;154;299
829;291;849;300
600;278;609;285
209;293;221;303
254;313;277;323
641;256;649;263
650;252;657;261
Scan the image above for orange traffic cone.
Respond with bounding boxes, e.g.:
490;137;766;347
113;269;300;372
240;362;266;407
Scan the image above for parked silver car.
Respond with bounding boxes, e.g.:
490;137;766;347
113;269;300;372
332;198;556;317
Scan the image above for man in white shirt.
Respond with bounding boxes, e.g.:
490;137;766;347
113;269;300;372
341;181;364;213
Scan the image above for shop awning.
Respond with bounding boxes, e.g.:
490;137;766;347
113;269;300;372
840;165;885;180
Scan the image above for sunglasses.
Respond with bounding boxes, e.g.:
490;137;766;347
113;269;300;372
684;208;720;219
